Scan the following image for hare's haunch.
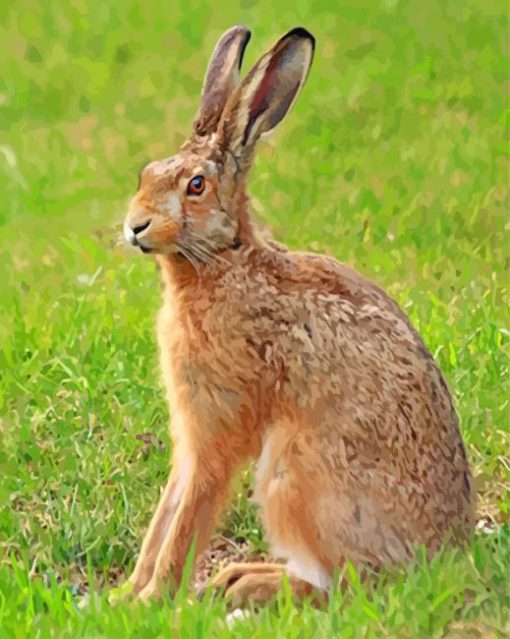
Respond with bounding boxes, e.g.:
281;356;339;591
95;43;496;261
120;26;474;606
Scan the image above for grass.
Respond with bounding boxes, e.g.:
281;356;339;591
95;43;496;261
0;0;508;636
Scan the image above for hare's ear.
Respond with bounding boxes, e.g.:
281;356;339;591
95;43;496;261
193;25;251;136
218;28;314;161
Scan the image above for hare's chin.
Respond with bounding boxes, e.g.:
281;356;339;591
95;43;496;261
160;244;180;255
142;244;179;256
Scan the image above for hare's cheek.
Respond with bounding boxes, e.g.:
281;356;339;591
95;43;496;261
158;192;183;225
198;208;237;246
152;220;181;247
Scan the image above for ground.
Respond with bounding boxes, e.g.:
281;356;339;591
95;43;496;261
0;0;508;637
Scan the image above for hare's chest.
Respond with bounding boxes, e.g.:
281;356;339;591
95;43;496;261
157;299;255;412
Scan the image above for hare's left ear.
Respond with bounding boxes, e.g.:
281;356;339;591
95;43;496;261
217;28;314;161
194;25;251;136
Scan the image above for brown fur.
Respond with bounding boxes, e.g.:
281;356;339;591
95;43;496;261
118;26;474;605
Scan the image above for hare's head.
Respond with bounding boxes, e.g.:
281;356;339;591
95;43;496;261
124;26;314;259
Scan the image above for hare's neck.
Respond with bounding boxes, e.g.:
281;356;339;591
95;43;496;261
234;188;256;245
157;254;205;296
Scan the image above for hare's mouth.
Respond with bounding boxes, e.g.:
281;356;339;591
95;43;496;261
127;232;153;254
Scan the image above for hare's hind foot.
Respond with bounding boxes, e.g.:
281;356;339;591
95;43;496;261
211;561;327;607
211;561;284;590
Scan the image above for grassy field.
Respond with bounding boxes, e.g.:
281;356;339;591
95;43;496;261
0;0;509;636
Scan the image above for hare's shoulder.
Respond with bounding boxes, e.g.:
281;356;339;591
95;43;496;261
219;246;423;352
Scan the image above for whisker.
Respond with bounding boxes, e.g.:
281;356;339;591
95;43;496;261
189;244;214;265
198;239;234;266
182;234;215;263
182;240;212;265
195;246;228;268
175;242;204;277
185;228;234;268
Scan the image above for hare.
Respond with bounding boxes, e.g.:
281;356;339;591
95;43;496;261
120;26;474;606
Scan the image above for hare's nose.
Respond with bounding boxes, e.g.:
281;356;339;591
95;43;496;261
131;220;151;235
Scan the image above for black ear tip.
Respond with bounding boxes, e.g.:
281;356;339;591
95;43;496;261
242;27;252;46
287;26;316;50
238;28;251;68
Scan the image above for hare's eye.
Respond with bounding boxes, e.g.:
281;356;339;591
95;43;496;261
187;175;205;196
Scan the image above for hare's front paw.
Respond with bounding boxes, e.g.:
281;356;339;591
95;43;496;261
138;579;161;605
108;581;134;606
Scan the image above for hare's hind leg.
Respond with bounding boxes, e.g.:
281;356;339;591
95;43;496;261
211;561;285;590
257;420;423;567
213;426;336;606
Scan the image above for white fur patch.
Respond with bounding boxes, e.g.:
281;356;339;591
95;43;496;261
147;158;176;177
159;192;182;221
255;434;273;487
200;160;218;178
123;222;135;243
255;436;332;592
273;544;332;591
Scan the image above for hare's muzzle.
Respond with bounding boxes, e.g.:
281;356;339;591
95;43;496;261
124;218;152;247
123;195;182;255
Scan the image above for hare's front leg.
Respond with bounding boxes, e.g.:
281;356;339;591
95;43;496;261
127;456;188;594
138;446;235;602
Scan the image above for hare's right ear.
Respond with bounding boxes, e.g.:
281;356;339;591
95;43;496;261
217;28;314;167
193;25;251;136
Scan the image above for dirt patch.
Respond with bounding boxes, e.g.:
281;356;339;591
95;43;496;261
192;536;268;593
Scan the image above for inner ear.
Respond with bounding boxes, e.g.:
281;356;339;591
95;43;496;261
218;27;315;156
243;37;310;144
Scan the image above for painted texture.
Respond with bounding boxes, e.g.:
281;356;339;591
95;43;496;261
0;0;508;636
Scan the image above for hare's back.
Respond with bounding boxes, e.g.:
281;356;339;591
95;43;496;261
260;249;464;453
